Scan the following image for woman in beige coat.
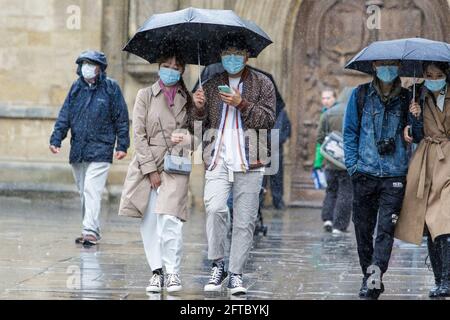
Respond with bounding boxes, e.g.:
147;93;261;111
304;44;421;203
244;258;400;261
118;52;195;294
397;61;450;298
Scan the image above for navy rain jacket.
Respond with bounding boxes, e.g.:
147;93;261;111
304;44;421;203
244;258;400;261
50;50;130;164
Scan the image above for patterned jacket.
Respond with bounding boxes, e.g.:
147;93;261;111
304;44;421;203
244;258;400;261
193;67;276;170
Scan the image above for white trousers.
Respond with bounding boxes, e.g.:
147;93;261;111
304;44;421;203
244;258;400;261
140;190;183;274
71;162;111;240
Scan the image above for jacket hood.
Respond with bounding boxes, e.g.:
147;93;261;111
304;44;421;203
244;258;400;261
76;50;108;80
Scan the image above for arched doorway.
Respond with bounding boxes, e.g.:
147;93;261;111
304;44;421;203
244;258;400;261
288;0;450;204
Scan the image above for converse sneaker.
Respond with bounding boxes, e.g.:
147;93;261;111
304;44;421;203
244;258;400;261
323;221;333;233
83;234;98;246
75;235;84;244
146;273;164;293
204;261;228;292
166;273;182;293
228;273;247;295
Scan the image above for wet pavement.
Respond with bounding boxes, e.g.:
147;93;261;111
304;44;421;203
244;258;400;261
0;195;442;300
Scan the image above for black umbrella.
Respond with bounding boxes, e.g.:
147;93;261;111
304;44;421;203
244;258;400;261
123;7;272;66
345;37;450;77
124;8;272;88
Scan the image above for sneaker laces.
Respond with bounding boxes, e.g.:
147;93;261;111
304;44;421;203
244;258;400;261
167;274;180;286
209;264;223;284
230;274;243;288
149;273;162;287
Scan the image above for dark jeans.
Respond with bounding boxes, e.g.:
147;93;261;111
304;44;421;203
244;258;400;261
321;169;353;231
351;172;406;276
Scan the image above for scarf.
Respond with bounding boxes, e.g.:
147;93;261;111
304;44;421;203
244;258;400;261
159;80;178;108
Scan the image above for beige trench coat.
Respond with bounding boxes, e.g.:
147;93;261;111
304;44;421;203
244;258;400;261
118;81;193;221
395;89;450;245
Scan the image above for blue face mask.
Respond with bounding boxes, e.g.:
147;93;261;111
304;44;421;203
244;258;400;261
159;67;181;86
222;54;246;75
376;66;399;83
424;79;447;92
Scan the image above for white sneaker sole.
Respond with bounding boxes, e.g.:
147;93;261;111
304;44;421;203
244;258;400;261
146;286;161;293
204;276;228;292
167;285;182;293
229;286;247;295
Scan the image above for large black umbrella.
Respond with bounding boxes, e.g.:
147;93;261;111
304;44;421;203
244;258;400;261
123;7;272;66
345;37;450;77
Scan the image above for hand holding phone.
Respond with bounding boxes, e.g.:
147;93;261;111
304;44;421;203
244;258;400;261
218;85;234;94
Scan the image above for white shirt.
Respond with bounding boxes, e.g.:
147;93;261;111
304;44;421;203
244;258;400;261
219;77;247;172
436;85;447;112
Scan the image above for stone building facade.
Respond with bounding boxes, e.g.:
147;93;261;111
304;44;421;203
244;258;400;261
0;0;449;206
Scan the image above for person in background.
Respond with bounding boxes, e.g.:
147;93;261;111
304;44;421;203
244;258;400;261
49;50;130;246
313;89;338;173
317;92;353;234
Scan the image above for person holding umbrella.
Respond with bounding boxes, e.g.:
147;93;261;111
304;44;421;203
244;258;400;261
343;56;411;299
118;47;195;294
122;7;274;296
193;34;275;295
397;61;450;298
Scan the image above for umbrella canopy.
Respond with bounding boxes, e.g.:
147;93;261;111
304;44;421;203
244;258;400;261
123;7;272;66
345;38;450;77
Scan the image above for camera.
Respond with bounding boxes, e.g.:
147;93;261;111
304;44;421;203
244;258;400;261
377;138;396;155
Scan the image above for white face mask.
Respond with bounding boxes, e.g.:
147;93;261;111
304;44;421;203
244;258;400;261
81;63;97;80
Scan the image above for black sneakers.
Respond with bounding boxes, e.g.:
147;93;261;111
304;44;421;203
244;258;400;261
228;273;247;295
146;273;164;293
358;276;369;298
166;273;182;293
323;221;333;233
361;272;384;300
365;282;385;300
204;261;228;292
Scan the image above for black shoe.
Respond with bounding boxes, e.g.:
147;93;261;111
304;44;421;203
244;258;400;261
361;270;384;300
429;282;441;298
146;273;164;293
437;236;450;297
358;276;369;298
365;282;385;300
75;236;84;244
204;261;228;292
228;273;247;295
427;232;443;298
82;234;98;246
439;280;450;297
323;221;332;233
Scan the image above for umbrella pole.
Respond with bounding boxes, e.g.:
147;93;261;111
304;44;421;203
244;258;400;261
198;42;202;90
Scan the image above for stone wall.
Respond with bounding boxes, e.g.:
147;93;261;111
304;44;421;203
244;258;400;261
0;0;449;206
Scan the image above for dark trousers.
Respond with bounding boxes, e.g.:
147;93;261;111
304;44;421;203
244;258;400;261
321;169;353;231
351;173;406;276
262;154;285;208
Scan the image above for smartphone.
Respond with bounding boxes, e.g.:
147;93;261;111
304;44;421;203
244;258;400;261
218;85;233;94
